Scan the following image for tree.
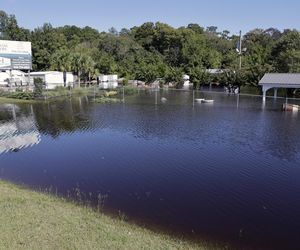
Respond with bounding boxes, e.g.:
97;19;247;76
50;49;72;87
31;23;67;70
271;30;300;73
70;52;83;87
0;11;30;40
165;66;183;84
242;29;274;85
82;56;95;86
187;23;204;34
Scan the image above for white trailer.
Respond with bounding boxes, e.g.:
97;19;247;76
98;74;118;89
29;71;74;89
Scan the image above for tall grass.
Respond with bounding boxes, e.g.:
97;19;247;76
0;181;216;250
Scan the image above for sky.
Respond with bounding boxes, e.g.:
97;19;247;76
1;0;300;35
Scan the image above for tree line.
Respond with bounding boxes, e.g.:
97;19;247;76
1;10;300;88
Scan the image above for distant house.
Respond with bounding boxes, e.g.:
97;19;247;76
259;73;300;101
98;74;118;89
28;71;75;89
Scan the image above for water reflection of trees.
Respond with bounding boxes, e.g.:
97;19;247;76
2;94;299;161
256;110;300;161
33;97;92;138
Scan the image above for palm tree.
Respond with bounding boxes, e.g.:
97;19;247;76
70;52;83;88
50;49;72;87
83;56;95;87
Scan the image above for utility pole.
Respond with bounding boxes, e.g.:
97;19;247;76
236;30;246;70
238;30;242;70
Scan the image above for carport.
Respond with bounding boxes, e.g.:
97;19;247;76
259;73;300;101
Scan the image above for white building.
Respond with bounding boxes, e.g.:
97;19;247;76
28;71;75;89
98;74;118;89
0;70;27;86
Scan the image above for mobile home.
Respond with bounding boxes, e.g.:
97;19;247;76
29;71;75;89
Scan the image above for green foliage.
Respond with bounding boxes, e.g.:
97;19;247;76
8;91;34;100
33;79;44;97
0;89;8;97
165;67;183;83
271;30;300;73
0;11;30;40
188;67;212;89
118;86;139;95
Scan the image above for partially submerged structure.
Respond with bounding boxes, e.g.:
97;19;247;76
259;73;300;101
183;74;191;87
28;71;75;89
98;74;118;89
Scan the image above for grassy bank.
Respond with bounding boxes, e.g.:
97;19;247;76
0;181;211;250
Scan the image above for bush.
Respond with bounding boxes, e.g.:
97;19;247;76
117;86;138;95
33;79;44;98
0;89;8;97
8;91;34;100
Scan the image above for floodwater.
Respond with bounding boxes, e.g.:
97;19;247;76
1;89;300;249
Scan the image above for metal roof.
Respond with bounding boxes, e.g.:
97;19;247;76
259;73;300;85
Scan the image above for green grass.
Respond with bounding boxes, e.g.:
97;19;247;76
0;181;215;250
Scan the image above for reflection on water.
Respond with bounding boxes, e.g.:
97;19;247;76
0;104;40;154
1;90;300;249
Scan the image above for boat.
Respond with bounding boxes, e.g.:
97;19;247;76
195;98;205;102
282;103;300;112
201;99;214;103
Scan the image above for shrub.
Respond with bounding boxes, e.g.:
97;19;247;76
33;78;44;98
8;91;34;100
0;89;8;97
117;86;138;95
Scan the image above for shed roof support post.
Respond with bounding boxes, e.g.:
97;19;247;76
274;88;278;98
262;85;270;102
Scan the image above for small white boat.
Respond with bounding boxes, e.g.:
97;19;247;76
201;99;214;103
195;98;205;102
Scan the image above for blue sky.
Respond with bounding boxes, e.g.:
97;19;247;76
1;0;300;35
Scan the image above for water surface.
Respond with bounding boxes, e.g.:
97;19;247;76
1;90;300;249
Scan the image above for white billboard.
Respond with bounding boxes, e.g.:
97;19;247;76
0;40;32;70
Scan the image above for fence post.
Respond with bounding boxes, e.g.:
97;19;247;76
155;86;158;105
192;89;195;108
122;86;125;103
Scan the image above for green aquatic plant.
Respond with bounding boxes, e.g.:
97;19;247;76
94;97;121;103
